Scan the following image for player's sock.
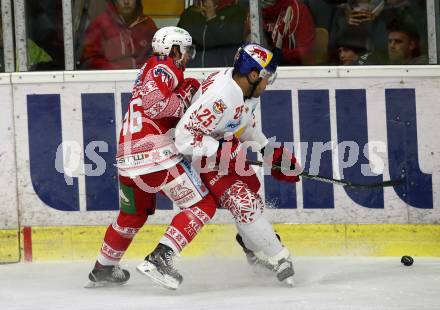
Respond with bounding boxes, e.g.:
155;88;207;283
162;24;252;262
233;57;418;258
86;211;147;288
159;197;216;253
96;212;147;265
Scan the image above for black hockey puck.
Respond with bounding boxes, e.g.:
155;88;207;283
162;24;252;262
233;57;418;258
401;255;414;266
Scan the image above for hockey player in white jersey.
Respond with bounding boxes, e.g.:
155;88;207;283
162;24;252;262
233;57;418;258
174;43;300;286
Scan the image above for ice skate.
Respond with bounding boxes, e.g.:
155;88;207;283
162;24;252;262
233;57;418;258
84;263;130;288
235;233;278;272
270;248;295;287
136;243;183;290
236;234;295;286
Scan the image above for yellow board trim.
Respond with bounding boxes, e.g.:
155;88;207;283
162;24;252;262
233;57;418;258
0;229;20;263
1;224;440;262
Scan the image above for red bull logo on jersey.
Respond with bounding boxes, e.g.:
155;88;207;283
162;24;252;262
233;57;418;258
212;99;227;114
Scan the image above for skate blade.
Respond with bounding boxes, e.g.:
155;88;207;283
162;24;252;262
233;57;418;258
83;280;127;288
136;261;179;290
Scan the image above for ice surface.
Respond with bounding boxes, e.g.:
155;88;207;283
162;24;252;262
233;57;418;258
1;257;439;310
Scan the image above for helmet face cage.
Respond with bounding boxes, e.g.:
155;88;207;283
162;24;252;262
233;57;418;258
259;68;277;85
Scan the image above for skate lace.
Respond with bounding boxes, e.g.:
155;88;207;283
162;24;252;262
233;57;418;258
111;265;126;280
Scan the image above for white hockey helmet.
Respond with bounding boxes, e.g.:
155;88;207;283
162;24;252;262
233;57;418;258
152;26;196;60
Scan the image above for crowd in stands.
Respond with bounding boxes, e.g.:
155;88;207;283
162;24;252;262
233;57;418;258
5;0;429;72
327;0;428;65
80;0;158;69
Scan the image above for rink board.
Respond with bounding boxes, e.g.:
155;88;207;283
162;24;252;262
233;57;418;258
0;76;18;230
7;68;440;226
5;224;440;262
0;75;19;263
1;67;440;262
0;230;19;263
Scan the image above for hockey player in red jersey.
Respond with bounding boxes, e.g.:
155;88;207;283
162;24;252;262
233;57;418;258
174;43;300;286
85;26;218;289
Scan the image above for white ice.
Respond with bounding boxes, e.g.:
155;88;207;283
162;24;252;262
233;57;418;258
1;257;439;310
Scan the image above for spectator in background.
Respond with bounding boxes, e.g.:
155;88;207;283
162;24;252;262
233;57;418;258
80;0;157;69
337;44;373;65
261;0;316;65
330;0;385;65
26;39;54;71
0;14;52;71
25;0;64;70
73;0;109;68
302;0;336;30
376;1;428;61
338;45;359;65
386;17;427;65
178;0;247;68
334;20;375;65
345;0;384;27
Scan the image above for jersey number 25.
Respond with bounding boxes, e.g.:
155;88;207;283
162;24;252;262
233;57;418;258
196;108;216;127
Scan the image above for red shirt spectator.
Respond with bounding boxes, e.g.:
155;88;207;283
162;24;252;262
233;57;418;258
262;0;315;65
80;0;157;69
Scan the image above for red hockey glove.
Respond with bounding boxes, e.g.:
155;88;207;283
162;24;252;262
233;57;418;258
264;145;300;183
176;78;200;108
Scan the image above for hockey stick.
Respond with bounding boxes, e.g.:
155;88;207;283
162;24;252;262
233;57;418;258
246;159;405;189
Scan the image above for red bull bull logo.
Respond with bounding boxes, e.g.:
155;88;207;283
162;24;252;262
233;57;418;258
247;45;272;67
251;47;268;62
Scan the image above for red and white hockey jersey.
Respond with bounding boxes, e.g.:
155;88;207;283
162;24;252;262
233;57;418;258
116;56;187;177
175;68;268;158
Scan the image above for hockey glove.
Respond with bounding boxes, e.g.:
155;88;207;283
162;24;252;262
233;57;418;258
263;145;300;183
176;78;200;108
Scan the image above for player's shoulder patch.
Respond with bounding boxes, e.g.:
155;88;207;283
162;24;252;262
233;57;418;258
153;64;173;79
152;63;178;88
212;99;227;114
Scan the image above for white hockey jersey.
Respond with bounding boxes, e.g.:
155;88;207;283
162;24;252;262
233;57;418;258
175;68;268;158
